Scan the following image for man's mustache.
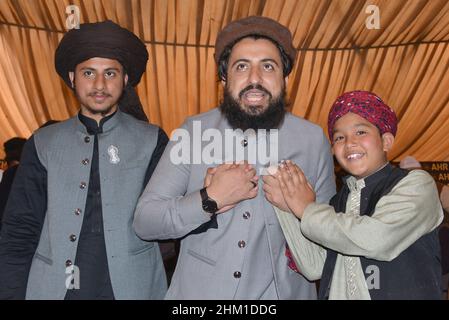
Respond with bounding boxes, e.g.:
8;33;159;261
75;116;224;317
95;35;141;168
89;91;111;97
238;84;272;99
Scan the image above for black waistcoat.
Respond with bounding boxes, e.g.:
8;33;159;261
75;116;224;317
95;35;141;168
318;164;442;300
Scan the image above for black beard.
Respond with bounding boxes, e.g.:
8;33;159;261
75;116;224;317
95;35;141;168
220;86;287;131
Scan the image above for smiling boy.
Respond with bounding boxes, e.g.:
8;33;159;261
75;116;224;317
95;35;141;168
272;90;443;299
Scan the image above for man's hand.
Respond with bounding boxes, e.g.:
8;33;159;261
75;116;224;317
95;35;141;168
204;162;258;213
203;166;235;214
276;161;316;219
262;169;291;212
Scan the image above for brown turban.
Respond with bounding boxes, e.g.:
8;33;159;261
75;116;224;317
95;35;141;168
214;16;297;74
55;20;149;121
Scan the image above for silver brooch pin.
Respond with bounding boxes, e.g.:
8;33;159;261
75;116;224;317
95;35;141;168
107;145;120;164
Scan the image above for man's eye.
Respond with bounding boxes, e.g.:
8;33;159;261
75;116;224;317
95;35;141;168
83;71;94;77
236;64;247;71
356;130;367;135
263;64;274;71
105;71;116;78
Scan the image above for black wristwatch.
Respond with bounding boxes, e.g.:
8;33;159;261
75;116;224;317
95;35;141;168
200;187;219;215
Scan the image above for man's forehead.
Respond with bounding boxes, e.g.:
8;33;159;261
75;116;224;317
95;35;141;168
229;37;282;61
75;57;124;70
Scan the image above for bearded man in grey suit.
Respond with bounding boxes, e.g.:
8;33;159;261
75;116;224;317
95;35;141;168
134;16;336;299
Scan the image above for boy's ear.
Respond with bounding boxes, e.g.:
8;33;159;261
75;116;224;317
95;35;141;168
382;132;395;152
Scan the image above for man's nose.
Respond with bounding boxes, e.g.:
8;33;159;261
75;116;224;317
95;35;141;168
94;75;105;90
248;67;263;85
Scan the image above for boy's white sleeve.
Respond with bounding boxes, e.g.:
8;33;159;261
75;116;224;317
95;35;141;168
300;170;443;261
274;207;327;281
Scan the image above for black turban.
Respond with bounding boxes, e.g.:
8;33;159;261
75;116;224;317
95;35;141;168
55;20;149;122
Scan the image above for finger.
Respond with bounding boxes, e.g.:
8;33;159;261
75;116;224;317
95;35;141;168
286;163;301;186
217;163;234;172
262;175;269;184
204;168;215;187
245;167;257;179
244;163;254;171
248;174;258;185
279;165;297;195
277;173;290;200
279;162;292;176
292;164;308;185
274;166;287;187
276;169;288;191
262;182;274;194
263;183;283;204
306;181;314;191
204;173;213;182
262;175;277;186
206;167;217;175
279;165;292;182
247;186;259;199
284;160;293;175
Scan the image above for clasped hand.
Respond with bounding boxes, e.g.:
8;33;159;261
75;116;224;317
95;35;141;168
203;162;258;214
263;160;316;219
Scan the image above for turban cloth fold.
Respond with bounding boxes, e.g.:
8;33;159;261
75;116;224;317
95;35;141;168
55;20;149;121
327;90;398;141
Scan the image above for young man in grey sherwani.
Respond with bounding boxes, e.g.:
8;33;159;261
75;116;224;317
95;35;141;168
0;20;167;300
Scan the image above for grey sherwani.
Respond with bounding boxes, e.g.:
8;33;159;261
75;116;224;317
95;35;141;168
24;111;167;299
134;108;335;299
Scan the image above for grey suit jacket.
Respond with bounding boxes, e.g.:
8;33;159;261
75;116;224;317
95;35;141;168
134;108;335;299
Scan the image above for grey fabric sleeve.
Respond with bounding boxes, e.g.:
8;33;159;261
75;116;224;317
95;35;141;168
133;121;211;240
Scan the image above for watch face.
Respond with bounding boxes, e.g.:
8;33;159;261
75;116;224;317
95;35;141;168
200;188;218;214
203;199;218;214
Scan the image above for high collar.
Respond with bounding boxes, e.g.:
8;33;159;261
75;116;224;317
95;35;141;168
344;163;392;192
77;109;120;135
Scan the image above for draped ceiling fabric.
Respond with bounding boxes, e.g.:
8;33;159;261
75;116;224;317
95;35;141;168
0;0;449;161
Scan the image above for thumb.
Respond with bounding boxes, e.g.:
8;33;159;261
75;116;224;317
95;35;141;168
207;167;218;174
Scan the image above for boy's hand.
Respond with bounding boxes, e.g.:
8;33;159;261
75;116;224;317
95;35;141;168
262;171;291;212
276;160;316;219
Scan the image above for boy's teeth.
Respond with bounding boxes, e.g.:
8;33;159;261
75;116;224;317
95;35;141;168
347;153;363;160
